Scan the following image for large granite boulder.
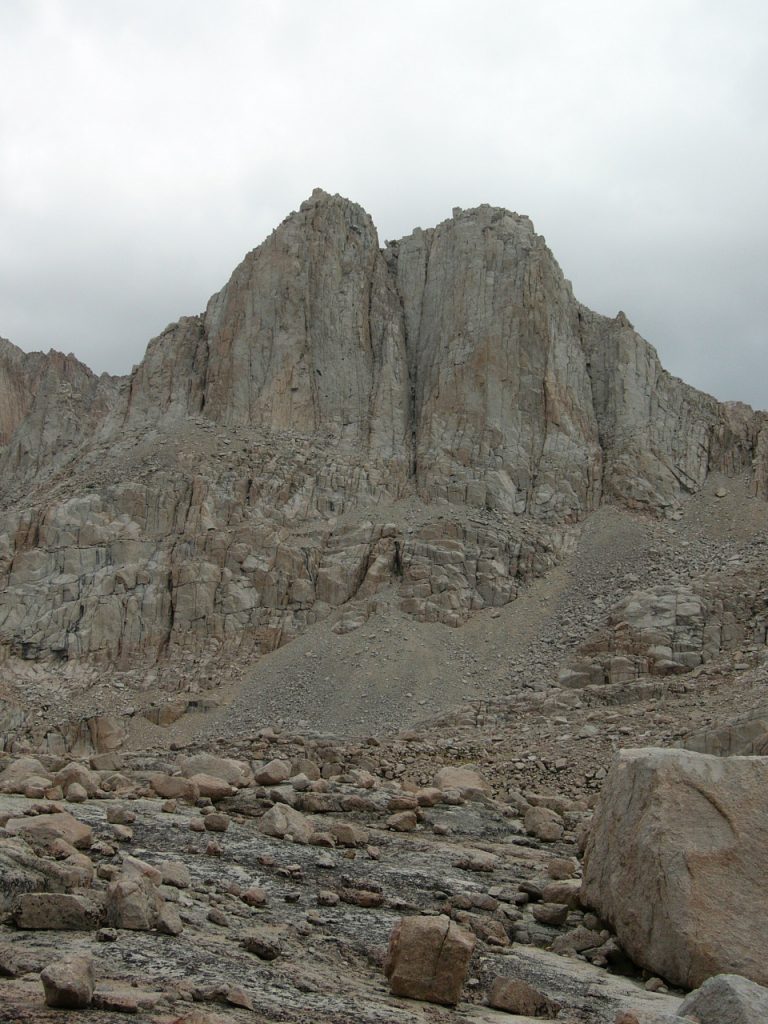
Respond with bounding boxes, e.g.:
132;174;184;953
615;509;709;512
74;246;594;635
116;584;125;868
581;748;768;988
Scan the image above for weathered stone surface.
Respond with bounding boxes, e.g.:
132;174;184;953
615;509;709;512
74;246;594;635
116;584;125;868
387;809;418;831
65;781;88;802
150;773;199;802
55;761;100;796
582;748;768;988
525;805;564;842
541;879;582;908
257;804;313;843
188;773;234;801
0;837;73;910
156;901;184;935
253;759;292;786
560;565;768;692
241;886;267;907
455;849;498;872
180;754;252;787
92;985;165;1013
0;338;117;489
203;811;230;832
677;973;768;1024
0;756;52;793
433;765;491;799
489;975;561;1016
40;953;95;1009
682;710;768;757
532;902;569;927
329;821;369;847
388;208;602;520
160;860;191;889
128;190;411;462
13;892;102;930
4;811;93;850
384;914;476;1007
242;929;283;960
105;871;162;931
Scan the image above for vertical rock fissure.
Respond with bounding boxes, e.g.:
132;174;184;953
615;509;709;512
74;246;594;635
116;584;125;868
576;306;609;506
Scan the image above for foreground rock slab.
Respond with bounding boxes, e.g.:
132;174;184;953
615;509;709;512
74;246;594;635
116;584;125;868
385;914;476;1007
581;748;768;988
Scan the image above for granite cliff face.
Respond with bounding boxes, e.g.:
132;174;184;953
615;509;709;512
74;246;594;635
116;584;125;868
0;339;117;486
124;193;411;480
388;207;602;518
0;189;766;713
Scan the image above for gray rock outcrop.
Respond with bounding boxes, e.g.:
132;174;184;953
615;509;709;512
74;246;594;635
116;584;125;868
559;556;768;691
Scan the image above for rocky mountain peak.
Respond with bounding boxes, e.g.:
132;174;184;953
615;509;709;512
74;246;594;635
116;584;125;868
0;192;766;698
2;194;767;1024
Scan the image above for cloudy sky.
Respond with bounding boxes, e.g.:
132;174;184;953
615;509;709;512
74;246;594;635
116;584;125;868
1;0;766;407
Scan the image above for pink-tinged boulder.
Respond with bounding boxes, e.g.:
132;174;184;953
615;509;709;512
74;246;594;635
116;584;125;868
106;872;161;931
150;773;199;802
53;761;100;797
4;811;93;850
384;914;475;1006
0;756;52;794
13;893;102;930
678;973;768;1023
582;748;768;988
488;976;561;1017
187;773;234;801
433;766;491;800
257;804;313;843
253;759;292;786
179;753;253;788
524;805;564;842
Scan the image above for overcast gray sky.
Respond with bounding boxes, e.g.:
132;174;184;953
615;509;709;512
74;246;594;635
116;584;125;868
1;0;766;408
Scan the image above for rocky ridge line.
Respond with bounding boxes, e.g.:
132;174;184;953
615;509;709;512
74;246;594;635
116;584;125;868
0;190;766;698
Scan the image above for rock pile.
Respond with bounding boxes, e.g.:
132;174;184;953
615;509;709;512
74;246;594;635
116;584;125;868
0;735;682;1023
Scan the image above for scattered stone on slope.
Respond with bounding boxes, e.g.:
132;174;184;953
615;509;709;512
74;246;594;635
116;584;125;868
488;975;561;1016
40;953;95;1009
13;892;102;930
384;914;476;1007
